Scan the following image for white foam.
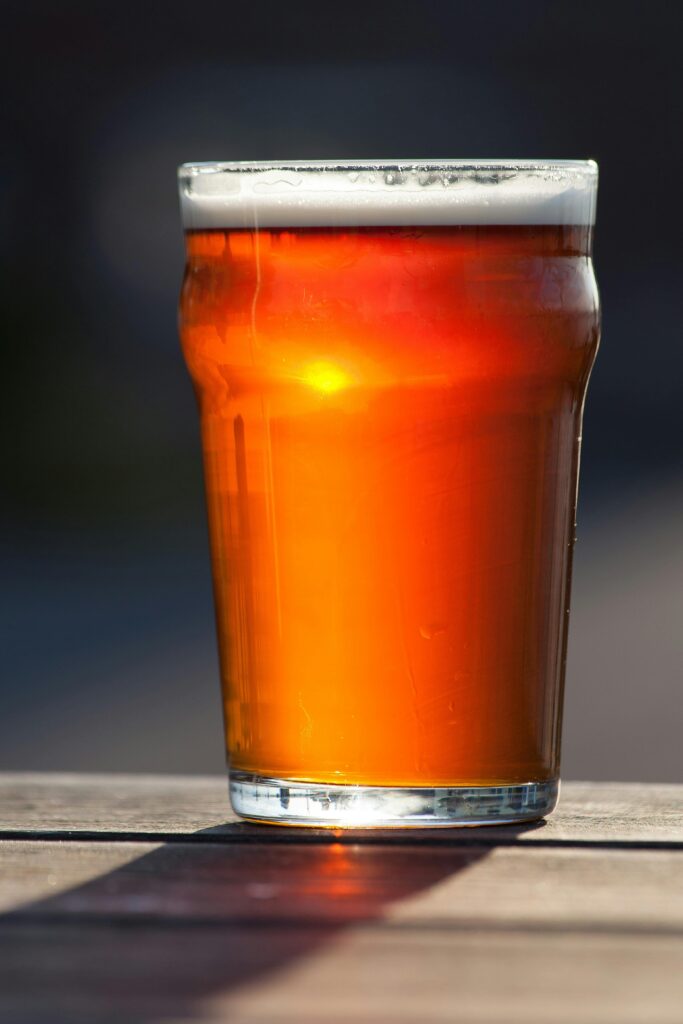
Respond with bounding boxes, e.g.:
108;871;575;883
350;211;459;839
179;160;598;229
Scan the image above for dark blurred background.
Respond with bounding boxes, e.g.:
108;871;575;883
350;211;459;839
1;0;681;781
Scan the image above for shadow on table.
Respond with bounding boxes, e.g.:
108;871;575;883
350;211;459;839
0;820;545;1022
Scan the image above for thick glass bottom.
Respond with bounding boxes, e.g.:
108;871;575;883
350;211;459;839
229;771;559;828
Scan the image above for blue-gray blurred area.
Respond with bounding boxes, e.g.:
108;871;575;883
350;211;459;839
1;0;681;781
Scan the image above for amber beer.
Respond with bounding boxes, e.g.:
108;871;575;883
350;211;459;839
179;161;599;826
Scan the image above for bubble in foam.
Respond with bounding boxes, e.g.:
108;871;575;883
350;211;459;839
179;160;598;230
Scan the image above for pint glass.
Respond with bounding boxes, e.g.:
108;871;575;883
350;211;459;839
178;160;599;826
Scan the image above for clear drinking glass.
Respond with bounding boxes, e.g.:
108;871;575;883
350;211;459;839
178;160;599;826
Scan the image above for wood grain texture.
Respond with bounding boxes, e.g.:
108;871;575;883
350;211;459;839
1;773;682;843
0;923;681;1024
195;929;683;1024
0;774;681;1024
1;840;682;931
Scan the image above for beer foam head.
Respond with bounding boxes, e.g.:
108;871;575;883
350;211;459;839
179;160;598;229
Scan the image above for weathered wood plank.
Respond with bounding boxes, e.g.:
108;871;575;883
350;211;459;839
204;928;683;1024
0;775;680;1024
1;840;682;932
0;773;681;843
0;922;681;1024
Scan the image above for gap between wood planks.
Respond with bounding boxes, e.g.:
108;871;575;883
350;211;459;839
1;829;682;850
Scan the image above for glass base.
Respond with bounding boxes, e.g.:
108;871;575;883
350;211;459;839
229;771;559;828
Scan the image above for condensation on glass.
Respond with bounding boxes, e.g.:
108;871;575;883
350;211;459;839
178;160;600;826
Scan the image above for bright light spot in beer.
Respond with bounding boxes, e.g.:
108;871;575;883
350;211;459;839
303;360;351;393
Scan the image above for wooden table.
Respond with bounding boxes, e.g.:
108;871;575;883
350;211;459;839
0;774;681;1023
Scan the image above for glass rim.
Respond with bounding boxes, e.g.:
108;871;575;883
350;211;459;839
179;158;597;178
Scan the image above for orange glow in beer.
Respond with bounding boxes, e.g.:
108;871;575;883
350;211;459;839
180;221;599;788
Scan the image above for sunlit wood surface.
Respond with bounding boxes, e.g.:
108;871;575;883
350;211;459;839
0;774;681;1022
